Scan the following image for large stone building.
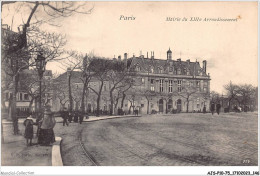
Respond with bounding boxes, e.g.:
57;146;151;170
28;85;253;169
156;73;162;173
52;48;211;114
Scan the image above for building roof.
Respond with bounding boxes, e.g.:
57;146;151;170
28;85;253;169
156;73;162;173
127;56;207;77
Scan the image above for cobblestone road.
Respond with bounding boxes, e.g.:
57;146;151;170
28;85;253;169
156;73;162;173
56;112;258;166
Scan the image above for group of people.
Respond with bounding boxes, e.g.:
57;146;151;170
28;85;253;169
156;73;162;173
210;102;221;115
23;104;56;146
61;108;87;126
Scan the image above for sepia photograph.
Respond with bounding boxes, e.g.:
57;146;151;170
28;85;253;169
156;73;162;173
1;1;259;175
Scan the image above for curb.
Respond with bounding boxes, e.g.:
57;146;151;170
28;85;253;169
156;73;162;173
55;115;141;123
52;137;63;166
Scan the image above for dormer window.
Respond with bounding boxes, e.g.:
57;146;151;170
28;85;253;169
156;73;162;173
187;69;190;75
158;67;163;74
136;66;141;72
177;68;181;75
150;67;154;73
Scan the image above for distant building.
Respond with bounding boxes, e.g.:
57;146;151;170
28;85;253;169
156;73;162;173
52;48;211;114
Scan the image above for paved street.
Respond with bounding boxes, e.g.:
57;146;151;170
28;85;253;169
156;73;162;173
55;112;258;166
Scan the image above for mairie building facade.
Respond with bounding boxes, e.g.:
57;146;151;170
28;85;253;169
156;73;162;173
52;48;211;114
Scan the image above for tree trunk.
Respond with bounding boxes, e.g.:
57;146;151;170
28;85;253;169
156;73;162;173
109;90;114;116
96;81;104;117
166;101;168;114
81;78;88;113
114;97;119;115
68;74;73;112
147;99;150;114
121;93;126;109
12;74;19;135
28;97;34;113
186;98;189;113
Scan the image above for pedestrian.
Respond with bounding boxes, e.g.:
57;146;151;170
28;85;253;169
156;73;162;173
210;102;215;115
68;111;72;123
79;111;84;124
62;108;69;126
203;105;206;114
216;103;221;115
38;105;56;146
23;114;35;146
74;111;79;123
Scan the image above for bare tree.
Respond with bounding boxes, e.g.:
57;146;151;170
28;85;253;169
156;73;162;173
236;84;256;111
87;58;111;117
210;91;220;103
2;1;93;52
174;80;199;113
223;81;239;110
2;27;66;134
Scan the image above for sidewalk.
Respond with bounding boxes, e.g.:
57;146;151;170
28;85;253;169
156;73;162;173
1;122;52;166
1;114;139;166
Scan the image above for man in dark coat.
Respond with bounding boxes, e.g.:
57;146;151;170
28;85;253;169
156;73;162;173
210;103;215;115
61;108;69;126
79;111;84;124
68;111;72;123
216;103;221;115
74;111;79;123
203;105;206;114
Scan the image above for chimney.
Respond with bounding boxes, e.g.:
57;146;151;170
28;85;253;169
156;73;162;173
113;55;116;61
177;58;181;62
118;55;121;61
124;53;128;60
151;51;154;59
147;52;148;58
186;59;190;63
140;55;144;59
203;60;207;73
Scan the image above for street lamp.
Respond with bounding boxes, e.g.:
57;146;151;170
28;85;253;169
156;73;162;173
35;52;46;121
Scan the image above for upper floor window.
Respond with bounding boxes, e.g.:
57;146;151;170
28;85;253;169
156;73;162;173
24;94;29;100
169;80;173;93
177;80;182;92
141;78;145;84
159;79;164;92
150;79;154;84
196;81;200;91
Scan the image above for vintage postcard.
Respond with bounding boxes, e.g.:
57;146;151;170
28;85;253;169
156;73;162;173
1;1;258;175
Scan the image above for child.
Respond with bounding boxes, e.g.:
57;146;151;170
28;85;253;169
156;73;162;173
23;114;34;146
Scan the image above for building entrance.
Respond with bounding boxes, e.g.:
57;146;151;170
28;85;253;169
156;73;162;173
177;99;182;112
159;99;164;113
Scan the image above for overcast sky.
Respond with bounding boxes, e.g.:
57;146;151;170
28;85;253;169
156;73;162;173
2;1;258;94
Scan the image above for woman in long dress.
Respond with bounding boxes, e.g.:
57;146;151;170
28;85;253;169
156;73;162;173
38;105;56;145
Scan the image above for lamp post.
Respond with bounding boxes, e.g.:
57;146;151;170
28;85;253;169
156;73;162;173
35;52;46;121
